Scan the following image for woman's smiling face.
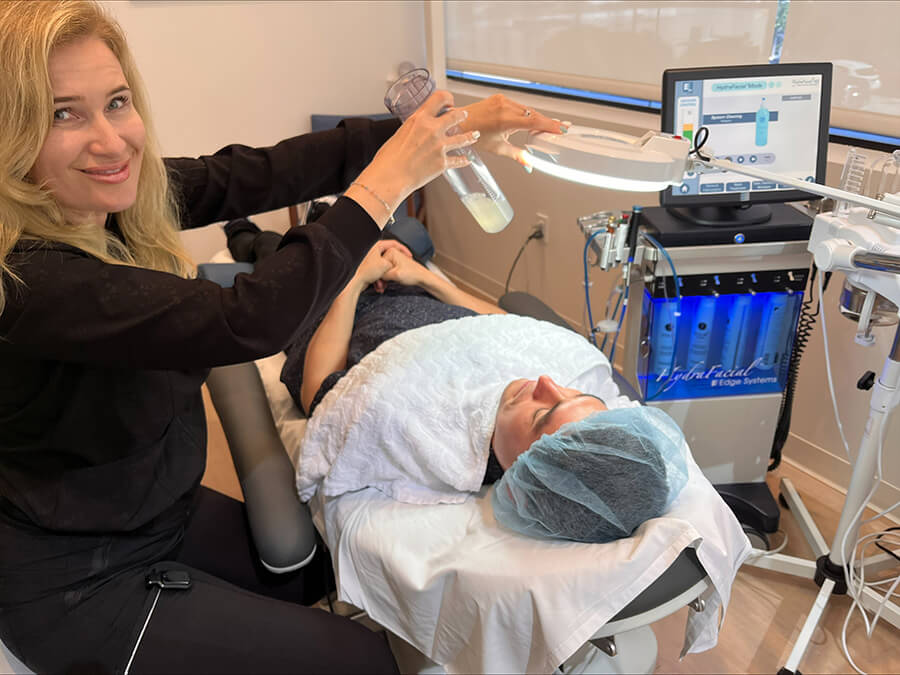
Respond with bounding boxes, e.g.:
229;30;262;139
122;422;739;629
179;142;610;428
30;36;145;226
491;375;607;469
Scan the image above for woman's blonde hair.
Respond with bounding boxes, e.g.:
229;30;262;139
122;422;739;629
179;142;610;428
0;0;193;316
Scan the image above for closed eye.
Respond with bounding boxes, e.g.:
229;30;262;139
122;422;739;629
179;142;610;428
531;407;549;426
534;402;562;429
536;394;605;430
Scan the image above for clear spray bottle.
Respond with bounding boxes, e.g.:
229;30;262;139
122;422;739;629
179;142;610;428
384;69;514;233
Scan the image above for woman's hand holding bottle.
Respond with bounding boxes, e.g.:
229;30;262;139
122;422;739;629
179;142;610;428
346;90;479;228
345;88;566;230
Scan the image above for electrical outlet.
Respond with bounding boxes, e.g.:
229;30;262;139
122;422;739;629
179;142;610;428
534;212;550;244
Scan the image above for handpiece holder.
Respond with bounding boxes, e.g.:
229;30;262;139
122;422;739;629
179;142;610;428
577;211;632;271
808;200;900;315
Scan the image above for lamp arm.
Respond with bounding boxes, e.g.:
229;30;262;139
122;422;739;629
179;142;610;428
693;157;900;222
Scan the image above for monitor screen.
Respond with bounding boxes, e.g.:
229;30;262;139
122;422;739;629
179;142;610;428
660;63;832;227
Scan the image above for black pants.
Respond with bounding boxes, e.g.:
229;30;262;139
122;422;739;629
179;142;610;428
2;488;398;674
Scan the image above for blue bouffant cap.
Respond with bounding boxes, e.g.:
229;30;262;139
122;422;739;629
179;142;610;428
491;406;689;543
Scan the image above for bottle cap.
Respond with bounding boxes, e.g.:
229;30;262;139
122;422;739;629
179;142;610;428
385;68;435;120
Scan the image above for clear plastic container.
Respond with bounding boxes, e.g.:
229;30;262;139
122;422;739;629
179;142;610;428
384;68;514;233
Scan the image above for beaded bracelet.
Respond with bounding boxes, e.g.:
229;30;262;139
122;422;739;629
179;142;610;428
350;181;395;226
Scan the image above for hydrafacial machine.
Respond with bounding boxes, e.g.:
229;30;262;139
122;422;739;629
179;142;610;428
635;63;833;540
521;61;900;674
525;63;833;541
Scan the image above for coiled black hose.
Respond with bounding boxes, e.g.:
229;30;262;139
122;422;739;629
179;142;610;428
769;266;828;470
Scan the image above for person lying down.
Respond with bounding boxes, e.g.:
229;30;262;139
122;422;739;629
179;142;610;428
228;222;689;543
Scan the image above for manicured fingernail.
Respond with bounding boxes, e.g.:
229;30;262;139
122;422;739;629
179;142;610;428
523;163;533;174
560;125;568;133
472;130;480;140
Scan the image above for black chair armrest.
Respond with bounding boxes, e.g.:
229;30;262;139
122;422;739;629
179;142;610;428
498;291;574;331
199;262;317;572
607;547;706;622
498;291;642;401
206;362;318;573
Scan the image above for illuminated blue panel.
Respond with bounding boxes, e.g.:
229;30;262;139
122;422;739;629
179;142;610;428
642;292;802;401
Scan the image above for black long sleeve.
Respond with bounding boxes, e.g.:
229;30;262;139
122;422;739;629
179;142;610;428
0;200;376;369
0;117;400;537
0;118;401;369
168;117;399;230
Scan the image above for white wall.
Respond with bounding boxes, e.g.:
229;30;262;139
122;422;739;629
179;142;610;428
102;0;425;260
427;81;900;515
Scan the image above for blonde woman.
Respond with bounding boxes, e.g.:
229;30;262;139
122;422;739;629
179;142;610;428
0;1;561;672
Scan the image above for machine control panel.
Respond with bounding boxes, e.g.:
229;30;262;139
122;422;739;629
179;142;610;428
647;268;809;297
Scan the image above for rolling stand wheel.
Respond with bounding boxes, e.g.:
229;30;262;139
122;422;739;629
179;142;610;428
777;668;801;675
779;493;789;510
742;523;770;550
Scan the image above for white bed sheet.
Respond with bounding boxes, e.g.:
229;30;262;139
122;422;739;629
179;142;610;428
308;450;749;674
252;352;750;675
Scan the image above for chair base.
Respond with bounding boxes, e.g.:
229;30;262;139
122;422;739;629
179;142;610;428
0;639;33;675
560;626;657;674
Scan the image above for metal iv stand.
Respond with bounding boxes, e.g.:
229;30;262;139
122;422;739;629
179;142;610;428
744;248;900;675
671;160;900;675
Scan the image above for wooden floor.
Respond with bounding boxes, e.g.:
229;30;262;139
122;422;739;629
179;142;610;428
653;463;900;674
200;386;900;674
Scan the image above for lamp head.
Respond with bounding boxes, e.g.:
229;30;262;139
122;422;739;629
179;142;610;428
520;127;693;192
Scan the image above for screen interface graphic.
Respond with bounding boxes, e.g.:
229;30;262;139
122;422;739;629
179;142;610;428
672;74;822;197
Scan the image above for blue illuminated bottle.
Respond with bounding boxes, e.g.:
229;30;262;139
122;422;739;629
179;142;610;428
650;300;677;376
754;294;790;370
755;97;769;147
720;295;752;369
686;296;717;369
384;69;514;233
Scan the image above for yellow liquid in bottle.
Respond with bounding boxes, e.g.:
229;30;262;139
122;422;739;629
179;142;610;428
459;193;514;233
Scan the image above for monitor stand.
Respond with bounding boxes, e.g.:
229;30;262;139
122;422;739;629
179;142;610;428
642;203;813;247
668;204;772;227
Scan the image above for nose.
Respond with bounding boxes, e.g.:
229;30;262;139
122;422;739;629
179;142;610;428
532;375;565;404
87;114;127;157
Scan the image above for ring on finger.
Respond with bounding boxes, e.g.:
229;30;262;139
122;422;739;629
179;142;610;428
523;108;533;117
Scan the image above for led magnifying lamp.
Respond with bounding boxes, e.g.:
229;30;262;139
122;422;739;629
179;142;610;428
521;127;900;223
522;127;693;192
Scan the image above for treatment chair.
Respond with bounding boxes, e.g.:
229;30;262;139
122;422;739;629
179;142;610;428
0;638;31;675
198;250;722;673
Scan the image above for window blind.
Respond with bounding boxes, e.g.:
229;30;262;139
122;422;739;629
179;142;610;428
445;0;899;145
